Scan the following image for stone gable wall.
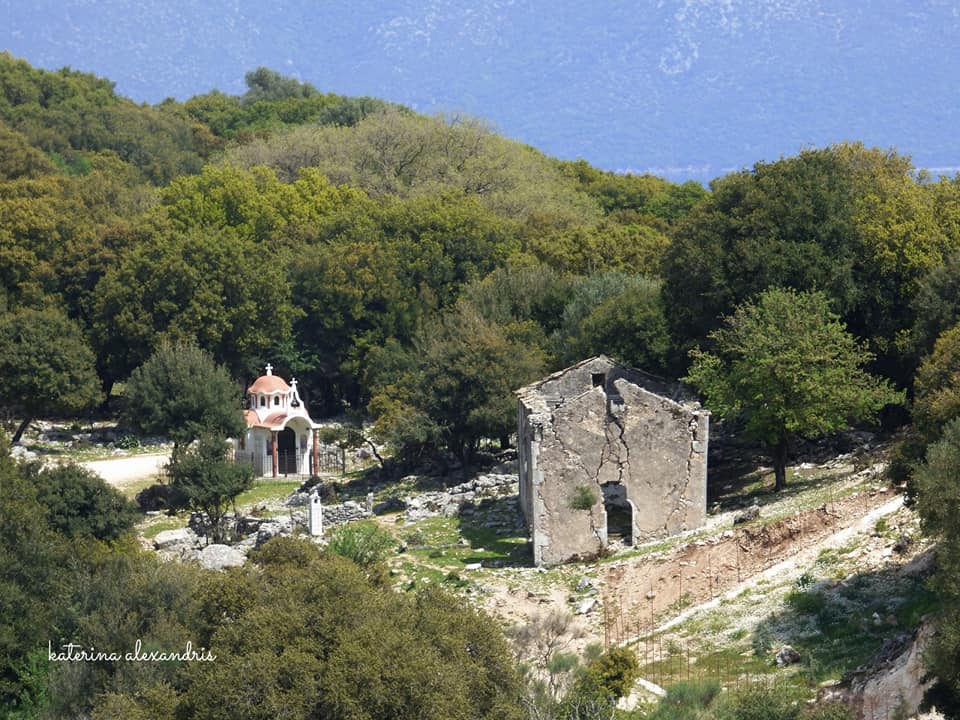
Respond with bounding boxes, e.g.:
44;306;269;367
518;358;708;565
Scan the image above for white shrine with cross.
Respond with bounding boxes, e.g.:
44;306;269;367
233;364;323;477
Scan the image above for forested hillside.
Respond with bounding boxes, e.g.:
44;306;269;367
4;53;960;718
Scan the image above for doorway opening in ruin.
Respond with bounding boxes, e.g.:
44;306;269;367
602;482;633;545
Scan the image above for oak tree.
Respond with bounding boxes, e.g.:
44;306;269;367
122;340;244;447
685;288;902;490
0;307;101;441
166;434;254;543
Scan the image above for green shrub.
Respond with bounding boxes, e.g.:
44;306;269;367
404;528;427;546
251;536;322;568
752;626;774;657
326;521;396;567
584;646;638;698
786;588;827;617
20;461;138;541
570;485;598;511
804;701;856;720
116;434;141;449
725;684;801;720
646;680;721;720
547;651;579;675
444;570;468;588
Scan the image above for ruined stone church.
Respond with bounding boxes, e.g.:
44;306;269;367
516;356;709;565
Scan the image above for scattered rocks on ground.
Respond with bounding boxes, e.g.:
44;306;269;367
284;490;373;526
775;645;802;666
10;445;38;462
235;535;257;551
893;535;913;554
403;473;519;523
285;492;310;507
733;504;760;525
197;544;246;571
256;518;294;548
576;597;598;615
322;500;371;526
236;515;267;535
373;496;406;514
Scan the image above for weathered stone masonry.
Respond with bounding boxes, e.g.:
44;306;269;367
517;356;709;565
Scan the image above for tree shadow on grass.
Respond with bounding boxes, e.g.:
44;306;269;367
457;495;532;567
716;472;844;512
708;430;883;512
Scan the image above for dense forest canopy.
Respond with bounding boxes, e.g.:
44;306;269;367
5;52;960;459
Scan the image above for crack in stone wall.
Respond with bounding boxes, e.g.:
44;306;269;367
517;357;708;565
536;392;608;559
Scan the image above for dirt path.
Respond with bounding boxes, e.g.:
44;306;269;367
82;453;169;489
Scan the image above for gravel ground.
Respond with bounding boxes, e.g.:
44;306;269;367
81;453;169;489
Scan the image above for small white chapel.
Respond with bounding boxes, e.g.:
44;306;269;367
234;364;322;478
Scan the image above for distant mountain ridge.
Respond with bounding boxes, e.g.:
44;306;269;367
3;0;958;182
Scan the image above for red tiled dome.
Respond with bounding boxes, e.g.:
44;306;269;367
248;375;290;393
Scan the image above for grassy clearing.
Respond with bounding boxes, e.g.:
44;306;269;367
635;643;775;689
27;443;166;462
770;567;935;685
391;559;472;592
632;503;934;701
234;480;301;509
399;513;530;570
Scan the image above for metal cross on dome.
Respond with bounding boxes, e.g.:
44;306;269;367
265;363;273;375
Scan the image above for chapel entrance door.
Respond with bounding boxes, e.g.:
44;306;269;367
277;427;298;475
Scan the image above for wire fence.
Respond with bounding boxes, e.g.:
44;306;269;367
233;449;344;479
594;486;908;720
597;487;897;652
608;626;907;720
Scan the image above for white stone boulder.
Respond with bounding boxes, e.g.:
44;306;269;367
198;544;246;571
153;528;198;550
576;598;598;615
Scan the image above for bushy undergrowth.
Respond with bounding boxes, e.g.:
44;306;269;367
640;681;855;720
325;520;397;567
